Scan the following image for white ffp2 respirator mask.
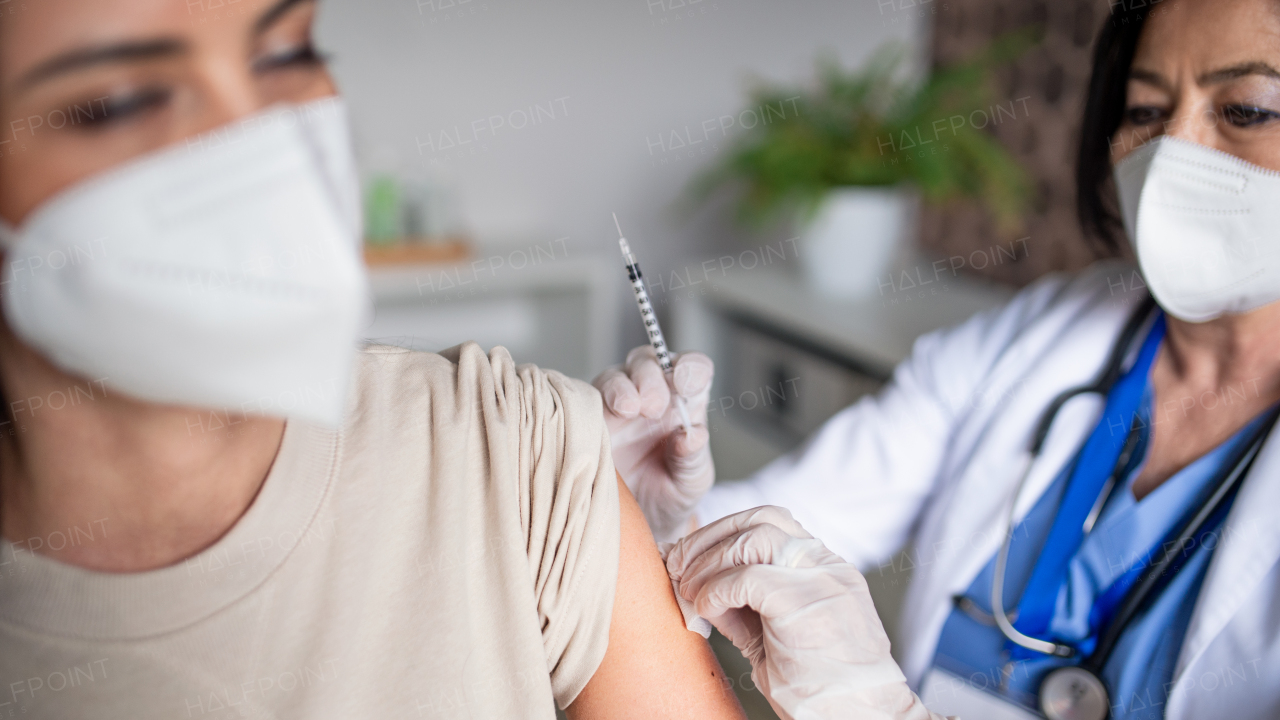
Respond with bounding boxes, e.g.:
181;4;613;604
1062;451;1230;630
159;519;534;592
0;97;370;427
1114;135;1280;323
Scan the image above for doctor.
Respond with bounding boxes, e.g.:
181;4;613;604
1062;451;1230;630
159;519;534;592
600;1;1280;718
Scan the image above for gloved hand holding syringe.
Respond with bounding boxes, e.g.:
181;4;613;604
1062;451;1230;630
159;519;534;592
594;214;714;543
614;213;692;433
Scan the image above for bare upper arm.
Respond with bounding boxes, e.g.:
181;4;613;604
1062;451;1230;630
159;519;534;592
566;474;745;720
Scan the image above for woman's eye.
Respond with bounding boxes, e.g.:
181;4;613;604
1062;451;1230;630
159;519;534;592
1222;104;1280;127
1124;105;1166;126
76;87;173;129
253;43;328;73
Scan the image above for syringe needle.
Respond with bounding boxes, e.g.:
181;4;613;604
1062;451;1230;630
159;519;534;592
613;212;625;239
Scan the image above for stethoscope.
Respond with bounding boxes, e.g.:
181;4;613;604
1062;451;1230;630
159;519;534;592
971;295;1278;720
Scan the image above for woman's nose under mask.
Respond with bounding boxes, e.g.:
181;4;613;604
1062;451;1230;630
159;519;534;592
0;97;370;427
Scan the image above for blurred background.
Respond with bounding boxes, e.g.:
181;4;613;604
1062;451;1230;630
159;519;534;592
309;0;1117;716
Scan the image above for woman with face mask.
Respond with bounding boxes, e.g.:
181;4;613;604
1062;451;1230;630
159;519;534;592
603;1;1280;718
0;2;747;718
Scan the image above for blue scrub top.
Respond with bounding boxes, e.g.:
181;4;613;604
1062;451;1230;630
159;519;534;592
931;387;1272;719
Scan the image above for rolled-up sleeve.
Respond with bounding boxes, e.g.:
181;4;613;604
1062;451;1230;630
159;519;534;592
509;358;621;709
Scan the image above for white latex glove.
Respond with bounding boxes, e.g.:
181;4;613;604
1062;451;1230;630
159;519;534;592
593;346;714;542
667;507;950;720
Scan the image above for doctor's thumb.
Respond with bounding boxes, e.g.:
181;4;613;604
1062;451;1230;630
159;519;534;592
667;423;710;457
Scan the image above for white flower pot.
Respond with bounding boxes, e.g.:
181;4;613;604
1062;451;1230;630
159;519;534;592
799;187;913;298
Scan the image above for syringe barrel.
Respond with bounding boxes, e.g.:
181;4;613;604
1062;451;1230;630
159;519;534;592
625;262;674;373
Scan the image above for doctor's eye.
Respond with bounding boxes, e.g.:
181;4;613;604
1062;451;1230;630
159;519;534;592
1222;104;1280;127
252;43;329;74
1123;105;1167;126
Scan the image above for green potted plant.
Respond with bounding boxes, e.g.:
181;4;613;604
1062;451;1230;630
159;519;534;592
696;37;1033;297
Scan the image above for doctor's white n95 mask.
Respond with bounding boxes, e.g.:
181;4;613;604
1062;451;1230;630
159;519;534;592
0;97;370;427
1114;135;1280;323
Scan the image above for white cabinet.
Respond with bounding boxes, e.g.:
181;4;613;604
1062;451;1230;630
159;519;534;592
672;262;1013;479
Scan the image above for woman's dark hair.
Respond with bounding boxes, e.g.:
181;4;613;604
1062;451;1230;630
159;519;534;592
0;47;10;442
1076;4;1154;251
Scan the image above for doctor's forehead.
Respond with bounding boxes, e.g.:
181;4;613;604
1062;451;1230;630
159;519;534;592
0;0;308;95
1130;0;1280;83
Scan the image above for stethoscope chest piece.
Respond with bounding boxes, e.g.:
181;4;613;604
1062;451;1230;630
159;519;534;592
1040;666;1109;720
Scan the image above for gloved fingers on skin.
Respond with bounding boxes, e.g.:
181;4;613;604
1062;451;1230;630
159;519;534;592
594;366;642;419
671;351;714;399
692;564;854;623
691;564;800;621
666;506;811;581
667;508;806;584
676;525;837;601
689;523;798;582
625;346;672;419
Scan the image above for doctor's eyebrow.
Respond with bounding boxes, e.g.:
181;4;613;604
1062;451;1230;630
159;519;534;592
1128;68;1171;92
1198;61;1280;85
1128;62;1280;92
14;0;316;91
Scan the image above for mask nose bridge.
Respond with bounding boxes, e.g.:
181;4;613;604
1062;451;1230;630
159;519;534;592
151;132;304;230
1152;149;1249;198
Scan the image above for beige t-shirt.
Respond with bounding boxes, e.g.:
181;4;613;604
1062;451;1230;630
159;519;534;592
0;343;621;718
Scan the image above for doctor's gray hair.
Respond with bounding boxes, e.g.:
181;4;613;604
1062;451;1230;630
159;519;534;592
1076;3;1153;251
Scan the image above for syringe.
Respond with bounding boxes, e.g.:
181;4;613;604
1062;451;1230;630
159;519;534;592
614;213;693;433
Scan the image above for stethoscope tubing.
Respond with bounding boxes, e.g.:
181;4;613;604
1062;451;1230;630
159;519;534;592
991;295;1156;658
1082;406;1277;673
991;293;1277;677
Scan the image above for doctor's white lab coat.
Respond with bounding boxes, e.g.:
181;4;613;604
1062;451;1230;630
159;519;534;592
697;260;1280;720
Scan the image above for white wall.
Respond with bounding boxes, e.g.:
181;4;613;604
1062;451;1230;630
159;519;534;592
316;0;927;363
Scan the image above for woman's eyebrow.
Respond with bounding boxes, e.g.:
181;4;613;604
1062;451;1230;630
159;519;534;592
1198;61;1280;85
17;39;186;90
13;0;313;92
254;0;316;34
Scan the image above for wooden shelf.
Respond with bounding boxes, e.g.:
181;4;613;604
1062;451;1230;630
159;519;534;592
362;239;470;267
